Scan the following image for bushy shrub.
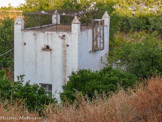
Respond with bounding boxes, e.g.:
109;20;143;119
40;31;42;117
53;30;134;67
110;32;162;79
61;66;137;103
0;70;56;114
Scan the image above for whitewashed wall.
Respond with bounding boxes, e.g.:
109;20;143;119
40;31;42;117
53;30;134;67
14;28;78;99
78;26;109;71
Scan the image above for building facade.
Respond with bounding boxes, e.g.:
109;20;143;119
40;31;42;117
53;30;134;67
14;11;110;99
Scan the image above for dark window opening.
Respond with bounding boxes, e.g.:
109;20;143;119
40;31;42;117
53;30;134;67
46;45;50;49
40;83;52;97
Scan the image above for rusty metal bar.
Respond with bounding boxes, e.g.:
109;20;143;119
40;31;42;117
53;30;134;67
23;9;99;32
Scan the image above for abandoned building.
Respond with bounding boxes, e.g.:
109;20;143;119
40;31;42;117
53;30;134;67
14;10;110;99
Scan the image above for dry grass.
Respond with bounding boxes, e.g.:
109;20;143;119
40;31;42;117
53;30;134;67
46;77;162;122
0;101;41;122
0;77;161;122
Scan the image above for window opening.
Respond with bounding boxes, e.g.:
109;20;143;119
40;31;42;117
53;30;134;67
40;83;52;97
92;19;104;51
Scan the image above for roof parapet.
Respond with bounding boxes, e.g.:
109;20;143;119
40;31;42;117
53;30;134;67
102;11;110;18
72;16;81;24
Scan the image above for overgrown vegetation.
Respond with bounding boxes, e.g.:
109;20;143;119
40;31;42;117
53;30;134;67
0;70;56;115
109;32;162;79
0;77;161;121
61;66;137;102
51;77;162;122
61;36;162;102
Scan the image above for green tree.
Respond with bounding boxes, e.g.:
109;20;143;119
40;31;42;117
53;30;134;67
110;32;162;79
0;18;14;69
22;0;51;11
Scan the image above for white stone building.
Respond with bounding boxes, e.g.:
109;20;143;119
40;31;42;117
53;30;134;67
14;11;110;99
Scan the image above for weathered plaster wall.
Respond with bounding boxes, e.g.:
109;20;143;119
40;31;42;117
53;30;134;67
78;26;109;71
14;29;78;99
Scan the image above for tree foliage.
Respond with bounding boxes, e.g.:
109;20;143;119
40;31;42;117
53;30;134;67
0;18;14;69
109;32;162;79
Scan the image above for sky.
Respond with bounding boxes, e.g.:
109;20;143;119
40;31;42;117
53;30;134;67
0;0;25;7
